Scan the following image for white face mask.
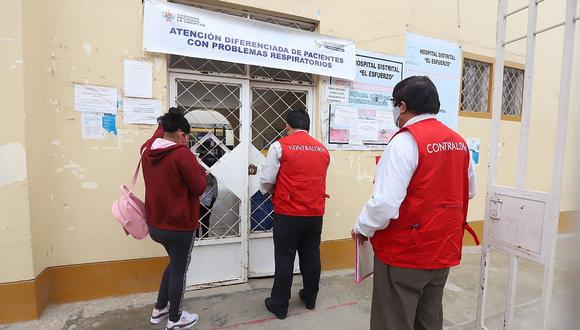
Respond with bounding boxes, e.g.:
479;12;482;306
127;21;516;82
392;106;402;128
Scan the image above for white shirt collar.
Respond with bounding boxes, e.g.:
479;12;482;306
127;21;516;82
403;114;437;128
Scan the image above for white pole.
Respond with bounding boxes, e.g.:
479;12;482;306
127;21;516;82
515;0;539;189
538;0;578;329
503;254;519;329
476;0;508;328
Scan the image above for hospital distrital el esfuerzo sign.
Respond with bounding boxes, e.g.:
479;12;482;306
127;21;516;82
143;0;356;80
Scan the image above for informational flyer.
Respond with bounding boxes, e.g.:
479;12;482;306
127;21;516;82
325;50;404;149
324;84;350;104
404;33;462;130
74;84;118;115
124;60;153;98
102;113;117;135
81;112;106;140
123;98;162;125
467;137;480;165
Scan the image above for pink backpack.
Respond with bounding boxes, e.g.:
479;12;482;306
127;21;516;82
112;150;149;239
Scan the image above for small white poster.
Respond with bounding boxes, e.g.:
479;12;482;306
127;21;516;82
357;120;379;141
81;112;106;140
332;106;358;129
325;84;350;104
74;84;118;114
123;98;163;125
124;60;153;98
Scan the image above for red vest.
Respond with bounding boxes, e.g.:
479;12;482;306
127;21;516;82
371;119;478;269
273;131;330;217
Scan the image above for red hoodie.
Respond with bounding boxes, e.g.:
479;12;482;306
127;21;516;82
141;127;207;231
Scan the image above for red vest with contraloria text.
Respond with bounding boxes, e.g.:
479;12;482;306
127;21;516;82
273;131;330;217
371;119;479;269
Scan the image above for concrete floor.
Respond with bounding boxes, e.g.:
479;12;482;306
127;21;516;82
3;236;578;330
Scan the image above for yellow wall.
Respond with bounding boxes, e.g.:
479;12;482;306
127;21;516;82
0;0;35;283
0;0;577;283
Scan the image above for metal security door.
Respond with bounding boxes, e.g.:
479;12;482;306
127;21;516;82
248;82;314;277
476;1;578;329
170;73;250;287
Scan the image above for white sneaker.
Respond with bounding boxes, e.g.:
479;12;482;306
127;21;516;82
166;311;199;329
150;304;170;324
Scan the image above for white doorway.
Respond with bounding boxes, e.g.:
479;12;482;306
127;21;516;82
169;72;314;286
248;82;314;277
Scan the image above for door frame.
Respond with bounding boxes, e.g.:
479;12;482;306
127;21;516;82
247;81;315;277
248;81;315;242
169;72;251;287
168;72;317;283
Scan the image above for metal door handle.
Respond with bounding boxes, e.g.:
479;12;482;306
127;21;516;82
248;164;257;175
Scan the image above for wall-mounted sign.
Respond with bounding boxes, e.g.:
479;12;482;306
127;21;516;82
143;0;356;79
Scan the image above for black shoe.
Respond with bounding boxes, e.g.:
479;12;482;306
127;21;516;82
265;297;287;320
299;290;316;310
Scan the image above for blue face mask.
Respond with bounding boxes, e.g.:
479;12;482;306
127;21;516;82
392;106;402;128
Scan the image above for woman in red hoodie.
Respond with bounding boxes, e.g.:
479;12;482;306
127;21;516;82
141;108;207;329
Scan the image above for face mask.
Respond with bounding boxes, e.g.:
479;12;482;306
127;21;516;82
392;106;402;128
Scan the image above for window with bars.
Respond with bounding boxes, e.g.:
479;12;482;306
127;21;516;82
168;1;316;84
461;59;492;113
502;67;524;117
460;56;524;119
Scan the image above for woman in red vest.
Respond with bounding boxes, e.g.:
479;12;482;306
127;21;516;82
354;76;478;330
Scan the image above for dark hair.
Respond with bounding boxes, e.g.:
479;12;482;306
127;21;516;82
392;76;440;115
159;107;190;133
286;109;310;131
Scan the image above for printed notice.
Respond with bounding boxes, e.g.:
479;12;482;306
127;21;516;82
357;120;379;141
74;84;118;114
102;113;117;135
81;112;106;140
123;98;162;125
124;60;153;98
325;84;350;104
332;106;358;129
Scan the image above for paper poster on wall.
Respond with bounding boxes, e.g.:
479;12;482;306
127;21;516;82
74;84;118;114
404;33;462;130
81;112;106;140
324;50;404;149
123;98;163;125
124;60;153;98
324;84;350;104
102;113;117;135
467;137;480;165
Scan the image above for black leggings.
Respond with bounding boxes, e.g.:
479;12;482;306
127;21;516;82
149;226;195;322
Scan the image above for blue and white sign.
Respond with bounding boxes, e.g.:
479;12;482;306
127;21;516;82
405;33;462;130
143;0;356;80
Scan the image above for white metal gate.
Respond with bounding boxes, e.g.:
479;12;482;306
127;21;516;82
169;73;314;285
476;0;578;329
170;73;250;287
248;82;314;277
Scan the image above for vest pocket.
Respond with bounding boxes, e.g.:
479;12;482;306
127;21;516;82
289;176;325;207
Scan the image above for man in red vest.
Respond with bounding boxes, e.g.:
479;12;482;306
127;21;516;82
354;76;478;330
259;109;330;319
